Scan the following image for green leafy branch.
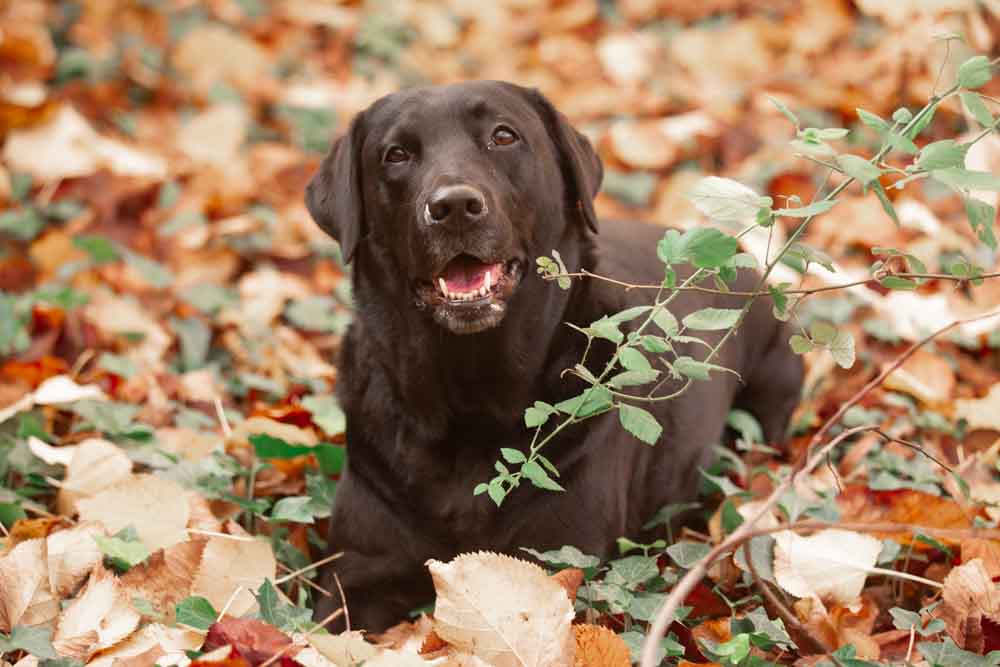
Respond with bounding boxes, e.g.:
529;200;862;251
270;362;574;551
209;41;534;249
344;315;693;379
480;54;1000;510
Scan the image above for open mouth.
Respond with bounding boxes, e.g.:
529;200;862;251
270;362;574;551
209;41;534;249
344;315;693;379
414;254;524;333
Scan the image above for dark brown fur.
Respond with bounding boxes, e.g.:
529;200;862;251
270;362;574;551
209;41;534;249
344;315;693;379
305;81;803;631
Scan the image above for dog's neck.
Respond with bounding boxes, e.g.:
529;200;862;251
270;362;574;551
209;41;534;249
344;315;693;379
347;232;598;438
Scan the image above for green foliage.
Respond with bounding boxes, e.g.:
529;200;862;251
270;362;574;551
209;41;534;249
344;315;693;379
175;596;218;630
94;526;150;572
0;625;58;659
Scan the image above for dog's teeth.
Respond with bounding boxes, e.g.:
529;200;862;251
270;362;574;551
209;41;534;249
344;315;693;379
478;286;487;297
438;278;448;296
484;271;492;292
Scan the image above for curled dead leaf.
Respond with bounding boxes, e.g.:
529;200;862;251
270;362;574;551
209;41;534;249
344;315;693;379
573;624;630;667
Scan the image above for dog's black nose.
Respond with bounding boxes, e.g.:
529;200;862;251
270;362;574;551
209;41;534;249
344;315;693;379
426;185;487;224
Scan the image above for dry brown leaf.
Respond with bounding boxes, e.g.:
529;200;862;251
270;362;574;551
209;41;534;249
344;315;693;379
56;438;133;516
0;538;47;632
573;624;631;667
120;538;206;623
795;595;880;661
428;551;576;667
47;522;107;598
83;290;173;369
773;529;882;607
190;534;276;617
373;613;435;653
76;474;190;552
607;120;677;170
54;565;140;660
955;384;1000;433
961;538;1000;579
935;558;1000;652
883;348;955;406
306;631;378;665
85;623;203;667
551;568;584;603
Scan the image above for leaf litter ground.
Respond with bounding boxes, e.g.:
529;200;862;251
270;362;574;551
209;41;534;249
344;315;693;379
0;1;1000;666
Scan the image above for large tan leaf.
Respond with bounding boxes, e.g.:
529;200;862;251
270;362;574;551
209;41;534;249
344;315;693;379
428;552;575;667
773;529;882;607
54;566;140;660
47;522;107;597
56;438;133;516
190;535;276;617
0;538;48;632
120;538;206;624
76;474;189;552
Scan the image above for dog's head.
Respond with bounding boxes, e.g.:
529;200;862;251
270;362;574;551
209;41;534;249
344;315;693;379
305;81;603;335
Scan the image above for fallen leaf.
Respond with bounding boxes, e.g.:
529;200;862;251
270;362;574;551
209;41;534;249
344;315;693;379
956;384;1000;433
203;617;292;664
2;106;166;181
306;631;378;665
120;538;207;624
56;438;133;516
77;474;190;552
54;565;141;660
935;558;1000;652
190;535;276;618
883;348;955;406
0;538;47;632
83;623;203;667
773;529;883;607
428;552;576;667
573;624;631;667
46;522;106;598
961;539;1000;579
27;436;76;467
33;375;107;405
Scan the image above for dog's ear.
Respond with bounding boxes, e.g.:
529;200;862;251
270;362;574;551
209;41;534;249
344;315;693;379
527;89;603;234
306;113;366;263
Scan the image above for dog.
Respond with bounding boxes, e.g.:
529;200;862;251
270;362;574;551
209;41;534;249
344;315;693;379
305;80;803;631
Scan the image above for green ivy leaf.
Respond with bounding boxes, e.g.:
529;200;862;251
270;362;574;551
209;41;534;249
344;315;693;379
872;181;900;227
856;108;890;133
679;228;740;269
961;91;994;127
933;168;1000;191
917;140;969;170
521;460;564;491
93;532;150;571
554;386;613;418
957;55;993;90
0;625;58;659
619;347;652;372
666;540;710;568
520;545;601;570
682;307;742;331
919;638;1000;667
618;404;662;445
965;198;998;250
673;356;735;381
175;596;218;630
836;154;882;185
524;401;558;428
687;176;771;223
270;496;318;523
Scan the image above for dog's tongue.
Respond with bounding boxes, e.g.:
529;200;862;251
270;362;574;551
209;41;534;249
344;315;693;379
440;256;501;292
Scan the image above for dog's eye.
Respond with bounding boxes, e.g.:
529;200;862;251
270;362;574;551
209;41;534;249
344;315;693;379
491;127;518;146
384;146;409;163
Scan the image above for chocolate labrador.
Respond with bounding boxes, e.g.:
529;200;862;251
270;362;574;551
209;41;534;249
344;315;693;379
305;80;802;631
